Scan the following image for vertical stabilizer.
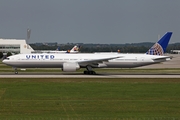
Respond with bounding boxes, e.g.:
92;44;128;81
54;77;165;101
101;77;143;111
56;47;60;51
146;32;172;55
70;45;80;52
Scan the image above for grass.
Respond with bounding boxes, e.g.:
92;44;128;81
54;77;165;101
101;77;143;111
0;78;180;119
1;60;180;119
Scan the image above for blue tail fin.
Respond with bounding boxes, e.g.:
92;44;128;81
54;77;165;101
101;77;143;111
146;32;172;55
56;47;60;51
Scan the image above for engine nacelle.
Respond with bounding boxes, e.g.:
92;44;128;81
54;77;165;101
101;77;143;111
62;62;80;72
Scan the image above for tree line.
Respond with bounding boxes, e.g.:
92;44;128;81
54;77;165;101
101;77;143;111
30;42;180;53
0;42;179;59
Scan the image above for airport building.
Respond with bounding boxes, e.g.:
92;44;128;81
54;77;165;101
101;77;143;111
0;39;34;54
171;50;180;54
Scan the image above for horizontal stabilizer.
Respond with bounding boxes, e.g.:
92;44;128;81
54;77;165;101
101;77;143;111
152;56;171;61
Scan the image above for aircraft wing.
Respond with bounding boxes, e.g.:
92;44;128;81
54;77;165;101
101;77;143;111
78;56;121;66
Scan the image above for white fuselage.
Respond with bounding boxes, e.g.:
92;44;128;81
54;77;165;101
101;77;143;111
3;53;169;69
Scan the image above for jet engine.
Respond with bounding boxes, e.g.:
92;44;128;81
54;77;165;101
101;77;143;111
62;62;80;72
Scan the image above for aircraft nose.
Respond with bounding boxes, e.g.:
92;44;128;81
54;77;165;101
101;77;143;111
2;59;8;64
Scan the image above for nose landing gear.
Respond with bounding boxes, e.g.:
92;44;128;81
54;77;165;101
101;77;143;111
14;68;18;74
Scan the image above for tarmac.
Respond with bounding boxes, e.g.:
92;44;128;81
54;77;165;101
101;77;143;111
0;74;180;78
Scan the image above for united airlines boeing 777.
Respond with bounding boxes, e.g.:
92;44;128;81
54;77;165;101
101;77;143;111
3;32;172;74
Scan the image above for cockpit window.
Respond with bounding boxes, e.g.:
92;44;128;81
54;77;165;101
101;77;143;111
4;58;10;60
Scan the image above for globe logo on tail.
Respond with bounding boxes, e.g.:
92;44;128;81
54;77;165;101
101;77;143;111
146;43;164;55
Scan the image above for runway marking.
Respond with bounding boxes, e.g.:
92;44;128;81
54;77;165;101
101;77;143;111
66;96;79;118
60;97;69;119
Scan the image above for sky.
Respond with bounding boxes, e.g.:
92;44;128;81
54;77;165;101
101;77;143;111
0;0;180;44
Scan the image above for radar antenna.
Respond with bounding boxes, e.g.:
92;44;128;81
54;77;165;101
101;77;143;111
27;28;31;49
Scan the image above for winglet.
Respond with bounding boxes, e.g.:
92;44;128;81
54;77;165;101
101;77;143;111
146;32;172;55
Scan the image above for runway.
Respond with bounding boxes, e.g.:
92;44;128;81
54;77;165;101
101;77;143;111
0;74;180;78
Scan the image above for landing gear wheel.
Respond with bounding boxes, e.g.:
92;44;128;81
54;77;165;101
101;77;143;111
84;71;88;74
84;65;96;75
89;71;96;75
83;70;96;75
14;68;18;74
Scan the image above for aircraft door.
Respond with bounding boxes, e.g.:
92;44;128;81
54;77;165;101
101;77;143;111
141;57;144;61
137;57;144;63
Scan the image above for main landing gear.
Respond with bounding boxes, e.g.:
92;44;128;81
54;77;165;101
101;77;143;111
83;66;96;75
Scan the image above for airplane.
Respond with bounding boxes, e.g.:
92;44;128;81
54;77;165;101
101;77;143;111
2;32;172;75
32;45;80;54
